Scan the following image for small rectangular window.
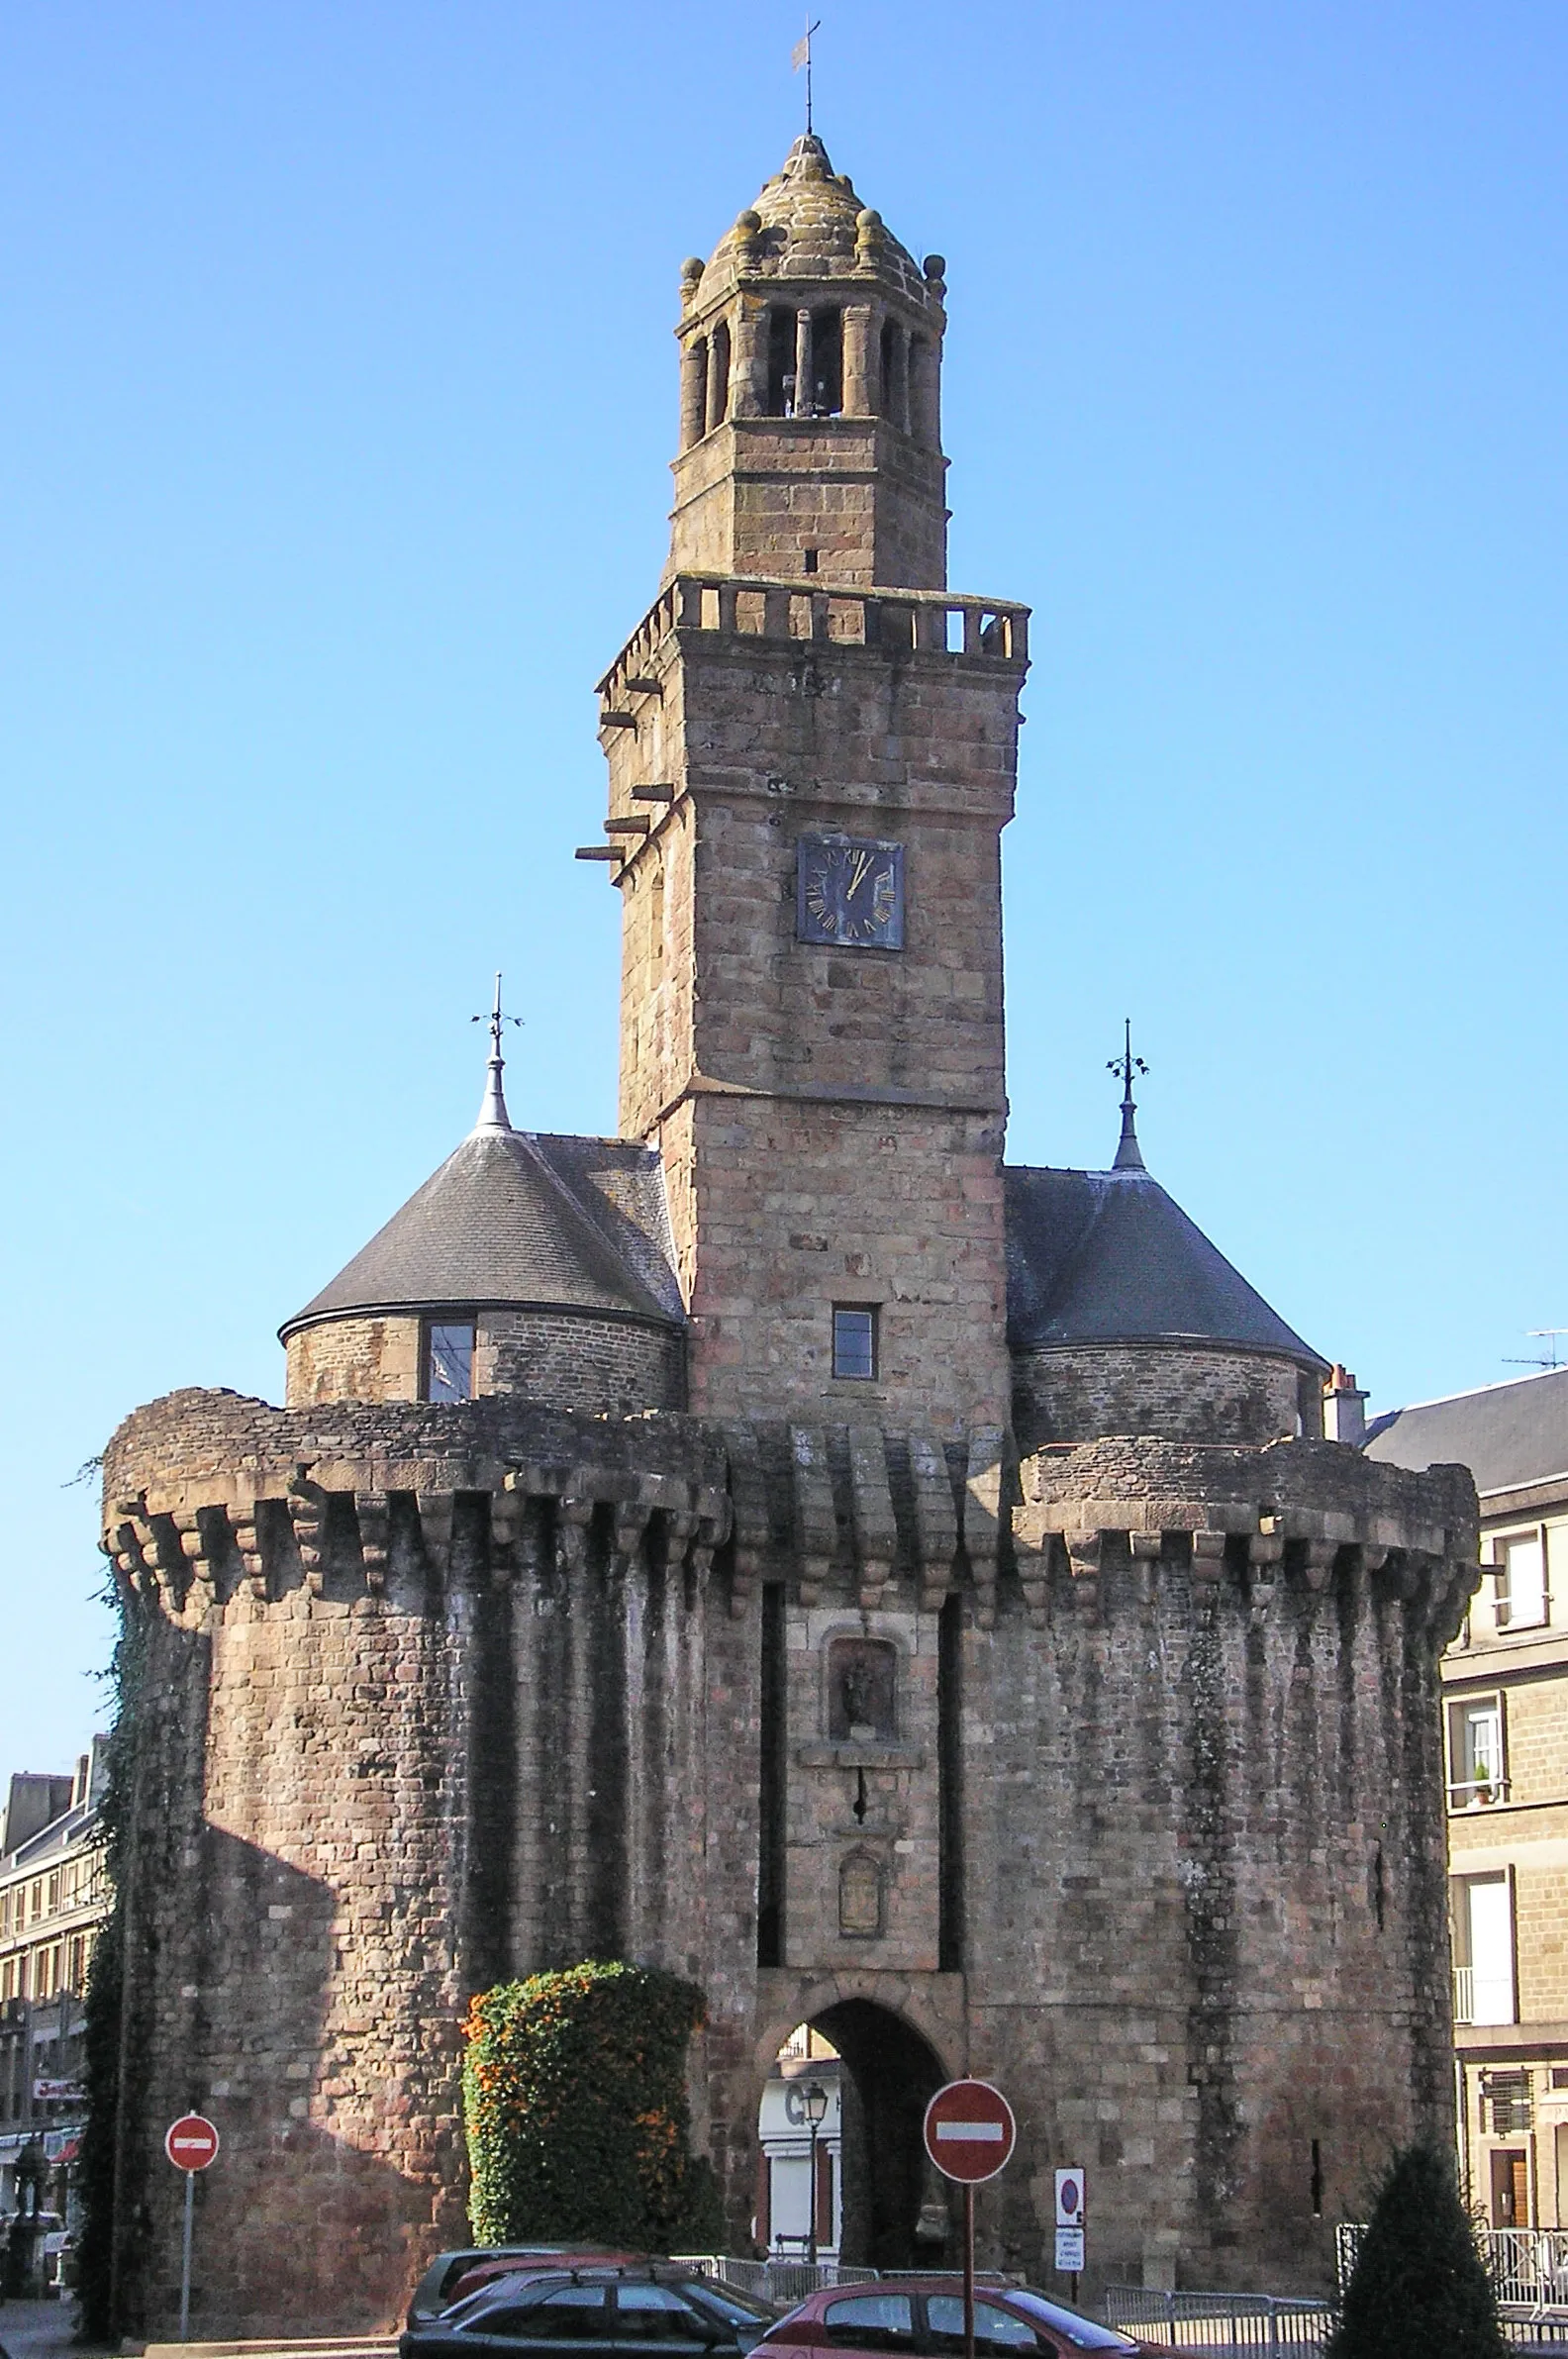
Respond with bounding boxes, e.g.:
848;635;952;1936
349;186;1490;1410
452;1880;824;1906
1495;1528;1547;1629
1448;1695;1507;1808
424;1321;475;1403
833;1306;878;1381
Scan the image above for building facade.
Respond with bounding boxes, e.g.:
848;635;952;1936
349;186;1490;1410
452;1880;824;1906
1366;1365;1568;2229
0;1744;110;2227
98;134;1479;2336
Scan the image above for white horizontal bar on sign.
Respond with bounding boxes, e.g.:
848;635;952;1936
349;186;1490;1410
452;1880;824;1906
936;2121;1005;2141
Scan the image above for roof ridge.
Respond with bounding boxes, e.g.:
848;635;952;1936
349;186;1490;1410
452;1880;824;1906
1372;1362;1568;1419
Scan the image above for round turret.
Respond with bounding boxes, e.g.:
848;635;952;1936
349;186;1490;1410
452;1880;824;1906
279;1038;685;1414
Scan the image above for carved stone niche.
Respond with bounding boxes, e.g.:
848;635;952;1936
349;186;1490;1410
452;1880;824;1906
838;1846;885;1939
828;1635;897;1743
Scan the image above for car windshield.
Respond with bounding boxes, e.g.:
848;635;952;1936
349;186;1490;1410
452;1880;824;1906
1003;2294;1139;2352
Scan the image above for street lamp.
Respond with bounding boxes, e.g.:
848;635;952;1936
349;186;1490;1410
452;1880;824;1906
803;2080;830;2266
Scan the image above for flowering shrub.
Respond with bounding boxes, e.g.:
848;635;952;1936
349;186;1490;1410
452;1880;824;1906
463;1961;724;2250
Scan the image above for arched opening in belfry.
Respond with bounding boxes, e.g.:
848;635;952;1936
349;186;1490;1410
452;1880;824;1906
808;306;843;415
766;306;795;415
755;2003;949;2269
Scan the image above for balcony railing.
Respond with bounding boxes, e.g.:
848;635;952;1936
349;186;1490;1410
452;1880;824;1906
1454;1966;1475;2023
1449;1776;1511;1810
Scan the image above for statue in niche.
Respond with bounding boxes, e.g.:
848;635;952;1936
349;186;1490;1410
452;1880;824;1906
828;1636;896;1742
838;1847;885;1938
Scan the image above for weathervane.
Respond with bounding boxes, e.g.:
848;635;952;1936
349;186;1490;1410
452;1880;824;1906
1107;1020;1148;1173
470;971;522;1132
793;17;823;135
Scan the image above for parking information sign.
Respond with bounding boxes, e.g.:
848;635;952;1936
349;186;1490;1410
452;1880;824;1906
1054;2168;1086;2277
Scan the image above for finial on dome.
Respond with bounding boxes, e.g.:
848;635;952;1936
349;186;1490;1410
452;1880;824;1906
1107;1019;1148;1172
791;16;823;137
471;972;522;1133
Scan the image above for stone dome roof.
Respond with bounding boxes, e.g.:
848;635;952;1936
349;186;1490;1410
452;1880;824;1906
693;135;936;310
279;1124;684;1340
1006;1164;1325;1369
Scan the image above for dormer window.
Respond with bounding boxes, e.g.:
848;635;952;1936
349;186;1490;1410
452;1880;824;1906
424;1320;475;1403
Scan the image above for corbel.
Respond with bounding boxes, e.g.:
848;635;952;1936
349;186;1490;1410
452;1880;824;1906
723;1424;768;1618
172;1509;217;1619
963;1427;1005;1632
1128;1530;1162;1606
556;1495;595;1579
1190;1529;1227;1596
416;1491;455;1579
487;1490;526;1588
287;1471;328;1599
611;1496;654;1575
910;1427;958;1613
848;1426;897;1614
790;1425;836;1610
231;1506;267;1602
355;1491;391;1594
1064;1528;1103;1619
1016;1539;1050;1630
1301;1538;1338;1595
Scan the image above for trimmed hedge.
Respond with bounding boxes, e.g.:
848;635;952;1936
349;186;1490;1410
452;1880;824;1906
463;1962;724;2251
1330;2142;1506;2359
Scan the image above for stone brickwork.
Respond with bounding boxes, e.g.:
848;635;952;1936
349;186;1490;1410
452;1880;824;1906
285;1311;683;1415
1012;1341;1312;1451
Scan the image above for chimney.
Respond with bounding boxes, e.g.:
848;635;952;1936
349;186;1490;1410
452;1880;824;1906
1323;1364;1368;1448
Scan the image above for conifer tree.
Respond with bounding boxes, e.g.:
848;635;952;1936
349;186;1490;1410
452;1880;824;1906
1331;2142;1505;2359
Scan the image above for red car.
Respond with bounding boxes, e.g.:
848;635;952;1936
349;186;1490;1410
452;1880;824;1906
758;2280;1140;2359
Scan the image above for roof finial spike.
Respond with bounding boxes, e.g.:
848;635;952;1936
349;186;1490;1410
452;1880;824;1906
1108;1019;1148;1173
470;972;522;1133
792;16;822;136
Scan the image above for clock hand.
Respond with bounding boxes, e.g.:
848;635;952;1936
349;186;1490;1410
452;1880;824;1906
847;851;871;899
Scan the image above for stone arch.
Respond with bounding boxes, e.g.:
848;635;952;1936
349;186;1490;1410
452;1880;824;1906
753;1979;954;2268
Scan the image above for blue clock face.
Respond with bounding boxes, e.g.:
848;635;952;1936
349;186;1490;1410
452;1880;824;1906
796;835;905;949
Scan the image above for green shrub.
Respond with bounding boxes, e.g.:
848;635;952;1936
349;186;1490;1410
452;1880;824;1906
463;1962;725;2252
1331;2142;1506;2359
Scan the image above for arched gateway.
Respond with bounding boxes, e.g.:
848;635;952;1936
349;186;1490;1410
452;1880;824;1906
99;128;1478;2343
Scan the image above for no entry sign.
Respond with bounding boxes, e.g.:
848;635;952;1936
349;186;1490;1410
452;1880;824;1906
923;2079;1017;2185
164;2114;220;2172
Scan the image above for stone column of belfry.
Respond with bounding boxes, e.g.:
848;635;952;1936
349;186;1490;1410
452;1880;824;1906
842;302;875;415
679;337;706;450
794;307;814;415
730;296;765;418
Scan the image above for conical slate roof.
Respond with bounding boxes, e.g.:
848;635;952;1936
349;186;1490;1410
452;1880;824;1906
697;134;932;307
1006;1164;1324;1368
280;1123;683;1339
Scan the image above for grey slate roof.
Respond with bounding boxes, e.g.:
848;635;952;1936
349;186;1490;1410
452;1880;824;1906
1364;1366;1568;1495
1005;1165;1324;1367
280;1128;684;1337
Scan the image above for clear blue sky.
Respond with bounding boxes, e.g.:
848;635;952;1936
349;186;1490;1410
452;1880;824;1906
3;1;1564;1772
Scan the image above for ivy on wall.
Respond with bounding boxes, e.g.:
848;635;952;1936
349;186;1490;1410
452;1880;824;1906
463;1962;723;2251
73;1573;149;2340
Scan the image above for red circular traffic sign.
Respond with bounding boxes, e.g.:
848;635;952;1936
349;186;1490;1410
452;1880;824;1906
923;2079;1017;2185
164;2114;220;2172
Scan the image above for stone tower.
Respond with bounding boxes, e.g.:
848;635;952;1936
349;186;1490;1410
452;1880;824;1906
99;134;1479;2339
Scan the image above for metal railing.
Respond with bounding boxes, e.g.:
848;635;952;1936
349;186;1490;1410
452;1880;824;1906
1335;2221;1568;2342
1454;1965;1475;2022
1102;2288;1333;2353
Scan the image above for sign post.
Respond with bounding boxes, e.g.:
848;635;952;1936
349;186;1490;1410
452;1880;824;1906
164;2114;220;2341
1053;2167;1086;2305
923;2081;1018;2359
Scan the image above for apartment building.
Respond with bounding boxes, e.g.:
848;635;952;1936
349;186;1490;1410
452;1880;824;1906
0;1740;110;2219
1366;1364;1568;2227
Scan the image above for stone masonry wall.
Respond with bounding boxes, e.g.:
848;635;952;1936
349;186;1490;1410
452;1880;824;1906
101;1390;1478;2323
1012;1341;1309;1451
285;1312;684;1415
668;418;948;591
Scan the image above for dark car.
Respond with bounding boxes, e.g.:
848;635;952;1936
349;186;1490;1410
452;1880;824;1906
401;2266;779;2359
756;2281;1141;2359
409;2251;648;2327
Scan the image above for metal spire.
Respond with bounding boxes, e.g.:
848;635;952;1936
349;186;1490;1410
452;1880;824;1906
1107;1020;1148;1172
470;972;522;1133
792;17;822;135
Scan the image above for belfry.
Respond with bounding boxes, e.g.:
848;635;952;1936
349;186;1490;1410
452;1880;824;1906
99;132;1477;2336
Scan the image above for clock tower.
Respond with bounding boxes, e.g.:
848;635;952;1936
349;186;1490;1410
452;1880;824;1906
589;133;1029;1437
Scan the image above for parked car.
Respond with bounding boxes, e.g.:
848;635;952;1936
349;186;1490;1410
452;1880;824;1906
756;2281;1142;2359
401;2266;779;2359
409;2250;646;2327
